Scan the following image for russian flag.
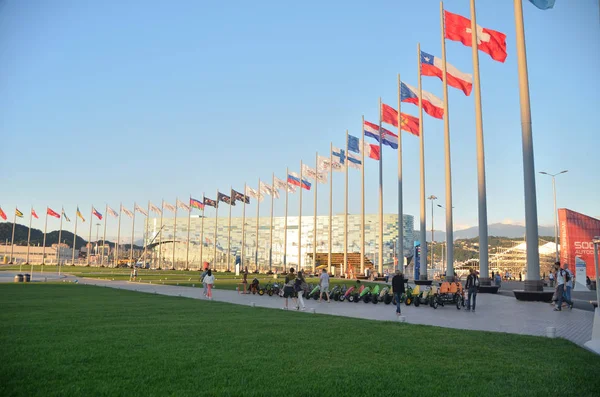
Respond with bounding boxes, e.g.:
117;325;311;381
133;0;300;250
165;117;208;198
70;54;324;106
420;51;472;96
364;119;398;149
287;172;311;190
400;82;444;119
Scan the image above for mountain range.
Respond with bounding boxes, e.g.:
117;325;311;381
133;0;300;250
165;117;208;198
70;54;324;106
416;223;555;242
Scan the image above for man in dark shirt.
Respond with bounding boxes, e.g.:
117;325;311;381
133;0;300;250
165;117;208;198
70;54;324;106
391;270;405;316
465;269;479;312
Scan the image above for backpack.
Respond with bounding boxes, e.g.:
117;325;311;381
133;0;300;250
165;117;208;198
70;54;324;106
562;269;571;283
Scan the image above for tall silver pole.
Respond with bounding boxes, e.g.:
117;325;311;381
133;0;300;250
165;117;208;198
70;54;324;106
552;177;558;262
56;208;63;269
397;75;404;272
378;98;384;275
26;207;33;264
313;152;318;273
514;0;541;290
344;132;349;276
10;208;17;263
254;181;260;271
158;200;163;269
269;176;275;272
172;199;177;269
241;187;246;269
470;0;490;283
329;144;333;271
72;207;78;265
214;190;220;270
186;198;191;270
428;196;437;269
130;203;136;266
227;189;233;271
101;204;108;266
441;1;455;281
42;208;48;265
88;206;93;266
360;118;365;275
116;204;122;267
298;163;303;270
200;194;205;267
417;42;428;280
145;201;151;267
283;171;289;268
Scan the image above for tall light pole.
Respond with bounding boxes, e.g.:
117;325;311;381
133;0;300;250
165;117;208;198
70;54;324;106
539;170;568;262
427;195;437;269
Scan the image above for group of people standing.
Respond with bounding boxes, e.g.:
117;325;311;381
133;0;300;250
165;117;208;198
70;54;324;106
282;267;331;311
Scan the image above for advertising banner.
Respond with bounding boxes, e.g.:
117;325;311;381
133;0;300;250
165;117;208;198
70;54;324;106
559;208;600;278
575;257;587;290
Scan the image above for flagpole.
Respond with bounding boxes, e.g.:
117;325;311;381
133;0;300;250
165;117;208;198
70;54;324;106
283;170;289;269
200;193;205;268
298;162;303;271
241;186;246;269
171;199;177;269
116;204;122;267
72;207;78;265
378;98;384;275
361;117;365;276
328;143;333;272
57;208;64;271
130;203;136;267
469;0;489;284
227;188;233;272
42;208;48;265
269;175;275;272
214;190;219;270
397;75;404;273
186;197;191;270
440;1;455;281
101;205;107;266
255;180;260;272
417;42;428;280
26;207;33;264
88;206;93;266
10;208;17;264
313;152;318;273
145;201;151;268
514;0;541;290
344;131;348;276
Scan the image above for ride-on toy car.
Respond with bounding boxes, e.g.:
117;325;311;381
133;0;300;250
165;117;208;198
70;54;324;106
431;282;465;309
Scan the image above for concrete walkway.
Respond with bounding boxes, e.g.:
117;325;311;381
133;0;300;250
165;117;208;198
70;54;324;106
66;276;594;347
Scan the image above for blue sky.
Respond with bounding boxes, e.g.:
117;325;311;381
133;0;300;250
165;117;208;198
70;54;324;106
1;0;599;240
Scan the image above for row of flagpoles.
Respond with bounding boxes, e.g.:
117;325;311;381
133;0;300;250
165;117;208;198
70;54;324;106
2;0;552;282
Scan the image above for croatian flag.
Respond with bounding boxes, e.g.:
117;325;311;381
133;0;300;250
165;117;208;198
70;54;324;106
420;51;472;96
287;172;311;190
400;82;444;119
363;120;398;149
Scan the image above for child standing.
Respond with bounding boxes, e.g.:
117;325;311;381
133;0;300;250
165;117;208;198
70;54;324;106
203;269;215;300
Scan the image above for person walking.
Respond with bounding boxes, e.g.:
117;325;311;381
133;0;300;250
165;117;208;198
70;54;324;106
549;271;555;288
202;269;215;300
465;268;480;312
319;268;331;303
391;270;405;316
282;268;297;310
201;263;210;297
241;266;249;294
555;263;573;311
565;264;574;302
294;270;307;311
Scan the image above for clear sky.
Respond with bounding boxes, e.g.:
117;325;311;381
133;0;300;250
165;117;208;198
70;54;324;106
1;0;599;241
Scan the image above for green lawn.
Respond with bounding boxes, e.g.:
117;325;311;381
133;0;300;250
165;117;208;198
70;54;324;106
1;284;599;396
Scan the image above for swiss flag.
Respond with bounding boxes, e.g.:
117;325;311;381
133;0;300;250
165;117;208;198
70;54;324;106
444;10;507;63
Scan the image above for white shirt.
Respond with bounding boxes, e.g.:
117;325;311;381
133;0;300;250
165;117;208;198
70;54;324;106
565;269;573;288
203;275;215;285
556;270;565;286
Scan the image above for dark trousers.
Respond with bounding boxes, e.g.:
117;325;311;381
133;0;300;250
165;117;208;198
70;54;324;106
467;287;477;310
394;293;402;314
556;284;572;308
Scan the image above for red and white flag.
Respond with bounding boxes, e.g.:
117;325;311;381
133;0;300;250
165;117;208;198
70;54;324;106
149;202;162;215
121;205;133;218
444;10;507;63
176;199;190;211
47;207;61;219
31;208;39;219
135;204;148;216
107;206;119;218
163;202;176;213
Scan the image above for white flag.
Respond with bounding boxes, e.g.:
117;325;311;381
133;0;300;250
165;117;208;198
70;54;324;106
163;202;176;212
302;163;328;184
135;204;148;216
176;199;190;211
274;176;296;193
149;202;162;215
317;155;344;173
259;181;280;199
107;206;119;218
121;205;134;218
245;186;264;202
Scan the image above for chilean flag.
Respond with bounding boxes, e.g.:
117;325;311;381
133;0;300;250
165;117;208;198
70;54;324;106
287;172;311;190
420;51;472;96
379;105;420;137
363;120;398;149
444;10;507;63
400;82;444;119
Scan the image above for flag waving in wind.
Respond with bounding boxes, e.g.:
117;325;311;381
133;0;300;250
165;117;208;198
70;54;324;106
149;203;161;215
15;208;24;218
203;197;218;208
317;155;344;173
62;209;70;222
135;203;149;216
364;118;400;148
47;207;61;218
287;172;311;190
76;207;85;222
218;192;235;205
260;181;280;198
176;199;190;211
420;51;473;96
163;202;176;212
347;134;380;160
245;186;262;202
107;206;118;218
232;189;250;204
0;207;7;220
92;207;103;220
301;164;327;184
31;208;39;219
444;10;507;63
121;205;133;218
400;82;444;119
378;107;420;137
528;0;555;9
190;197;205;210
274;176;297;193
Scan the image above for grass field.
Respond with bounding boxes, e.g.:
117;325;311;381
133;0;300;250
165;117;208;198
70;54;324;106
1;284;600;396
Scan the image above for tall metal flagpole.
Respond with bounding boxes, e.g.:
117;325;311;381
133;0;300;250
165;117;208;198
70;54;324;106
158;200;164;269
514;0;541;290
440;1;455;281
298;163;303;270
26;207;33;264
72;207;78;265
116;204;122;267
145;201;151;267
269;175;275;272
186;197;191;270
172;199;177;269
378;97;384;275
313;152;318;273
57;208;63;269
130;203;136;266
254;180;260;272
227;188;233;272
10;208;17;263
214;190;220;270
344;131;349;276
397;75;404;273
101;204;108;266
417;42;428;280
42;208;48;265
328;144;333;271
361;117;365;275
88;206;93;266
241;186;246;269
283;170;289;268
200;193;205;267
469;0;489;283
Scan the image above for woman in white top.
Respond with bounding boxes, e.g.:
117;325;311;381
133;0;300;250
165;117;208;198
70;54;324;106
203;269;215;300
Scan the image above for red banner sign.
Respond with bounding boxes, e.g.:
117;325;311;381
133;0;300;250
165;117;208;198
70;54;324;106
559;208;600;277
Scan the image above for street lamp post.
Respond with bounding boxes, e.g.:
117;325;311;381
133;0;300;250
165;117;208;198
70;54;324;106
539;170;568;262
437;203;454;280
428;195;437;271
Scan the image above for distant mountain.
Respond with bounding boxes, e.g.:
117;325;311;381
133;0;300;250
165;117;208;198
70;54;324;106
415;223;555;241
